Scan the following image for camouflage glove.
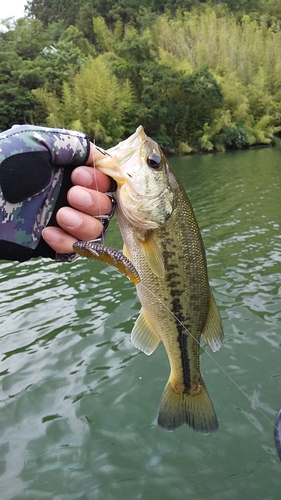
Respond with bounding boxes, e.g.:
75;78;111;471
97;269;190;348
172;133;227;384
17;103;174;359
0;125;90;262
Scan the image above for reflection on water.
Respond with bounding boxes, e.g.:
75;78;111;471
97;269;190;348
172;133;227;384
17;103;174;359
0;147;280;499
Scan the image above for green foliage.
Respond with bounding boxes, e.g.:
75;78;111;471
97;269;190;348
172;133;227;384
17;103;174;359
33;56;133;145
112;28;159;99
179;67;223;147
26;0;79;27
2;1;281;152
149;8;281;150
224;125;248;149
1;18;46;59
93;17;123;53
0;51;35;130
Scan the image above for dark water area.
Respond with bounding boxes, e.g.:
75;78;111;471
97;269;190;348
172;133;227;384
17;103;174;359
0;147;280;499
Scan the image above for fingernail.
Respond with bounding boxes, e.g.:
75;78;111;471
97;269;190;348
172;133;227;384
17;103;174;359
68;186;92;208
72;167;92;187
57;208;82;228
42;227;61;243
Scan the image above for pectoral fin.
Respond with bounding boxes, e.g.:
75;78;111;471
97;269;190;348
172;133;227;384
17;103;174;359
123;242;131;260
139;235;165;278
202;289;224;352
131;308;161;355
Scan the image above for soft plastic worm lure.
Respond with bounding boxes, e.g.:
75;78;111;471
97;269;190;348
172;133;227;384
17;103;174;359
73;240;140;285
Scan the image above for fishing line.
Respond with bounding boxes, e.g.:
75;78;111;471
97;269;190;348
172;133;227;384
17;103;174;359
136;280;278;432
89;142;277;433
92;139;102;219
92;140;114;233
97;253;277;432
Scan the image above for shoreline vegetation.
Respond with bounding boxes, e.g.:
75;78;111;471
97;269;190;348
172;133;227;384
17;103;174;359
1;1;281;154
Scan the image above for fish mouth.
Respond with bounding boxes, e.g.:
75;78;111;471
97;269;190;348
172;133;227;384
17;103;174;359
107;126;147;158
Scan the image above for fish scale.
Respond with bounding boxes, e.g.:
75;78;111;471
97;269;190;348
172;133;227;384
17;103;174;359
74;126;224;433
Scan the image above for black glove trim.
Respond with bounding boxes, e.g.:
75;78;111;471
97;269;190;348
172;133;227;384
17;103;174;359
32;164;76;260
0;240;34;262
0;151;52;203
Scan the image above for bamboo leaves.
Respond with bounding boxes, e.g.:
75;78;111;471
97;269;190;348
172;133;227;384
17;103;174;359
2;3;281;151
33;56;133;144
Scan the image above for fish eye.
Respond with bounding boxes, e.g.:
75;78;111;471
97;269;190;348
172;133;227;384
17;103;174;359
147;154;161;169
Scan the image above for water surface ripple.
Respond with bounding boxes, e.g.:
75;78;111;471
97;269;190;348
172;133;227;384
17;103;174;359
0;147;280;499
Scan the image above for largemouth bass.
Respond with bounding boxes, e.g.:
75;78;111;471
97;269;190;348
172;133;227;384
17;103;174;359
74;126;223;433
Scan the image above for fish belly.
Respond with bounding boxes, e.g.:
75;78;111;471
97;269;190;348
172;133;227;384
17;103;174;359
122;214;219;433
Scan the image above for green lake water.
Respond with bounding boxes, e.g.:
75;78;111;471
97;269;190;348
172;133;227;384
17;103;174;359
0;147;280;499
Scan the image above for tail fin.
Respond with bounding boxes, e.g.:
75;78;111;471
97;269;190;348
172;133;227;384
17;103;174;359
157;381;218;433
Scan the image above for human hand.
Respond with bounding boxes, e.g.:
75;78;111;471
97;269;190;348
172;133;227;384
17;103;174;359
42;144;115;255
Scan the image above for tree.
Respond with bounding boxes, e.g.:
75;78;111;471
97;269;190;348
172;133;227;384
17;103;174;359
180;67;223;146
112;29;159;99
0;51;35;130
111;28;224;150
26;0;76;27
33;55;133;145
0;17;46;60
